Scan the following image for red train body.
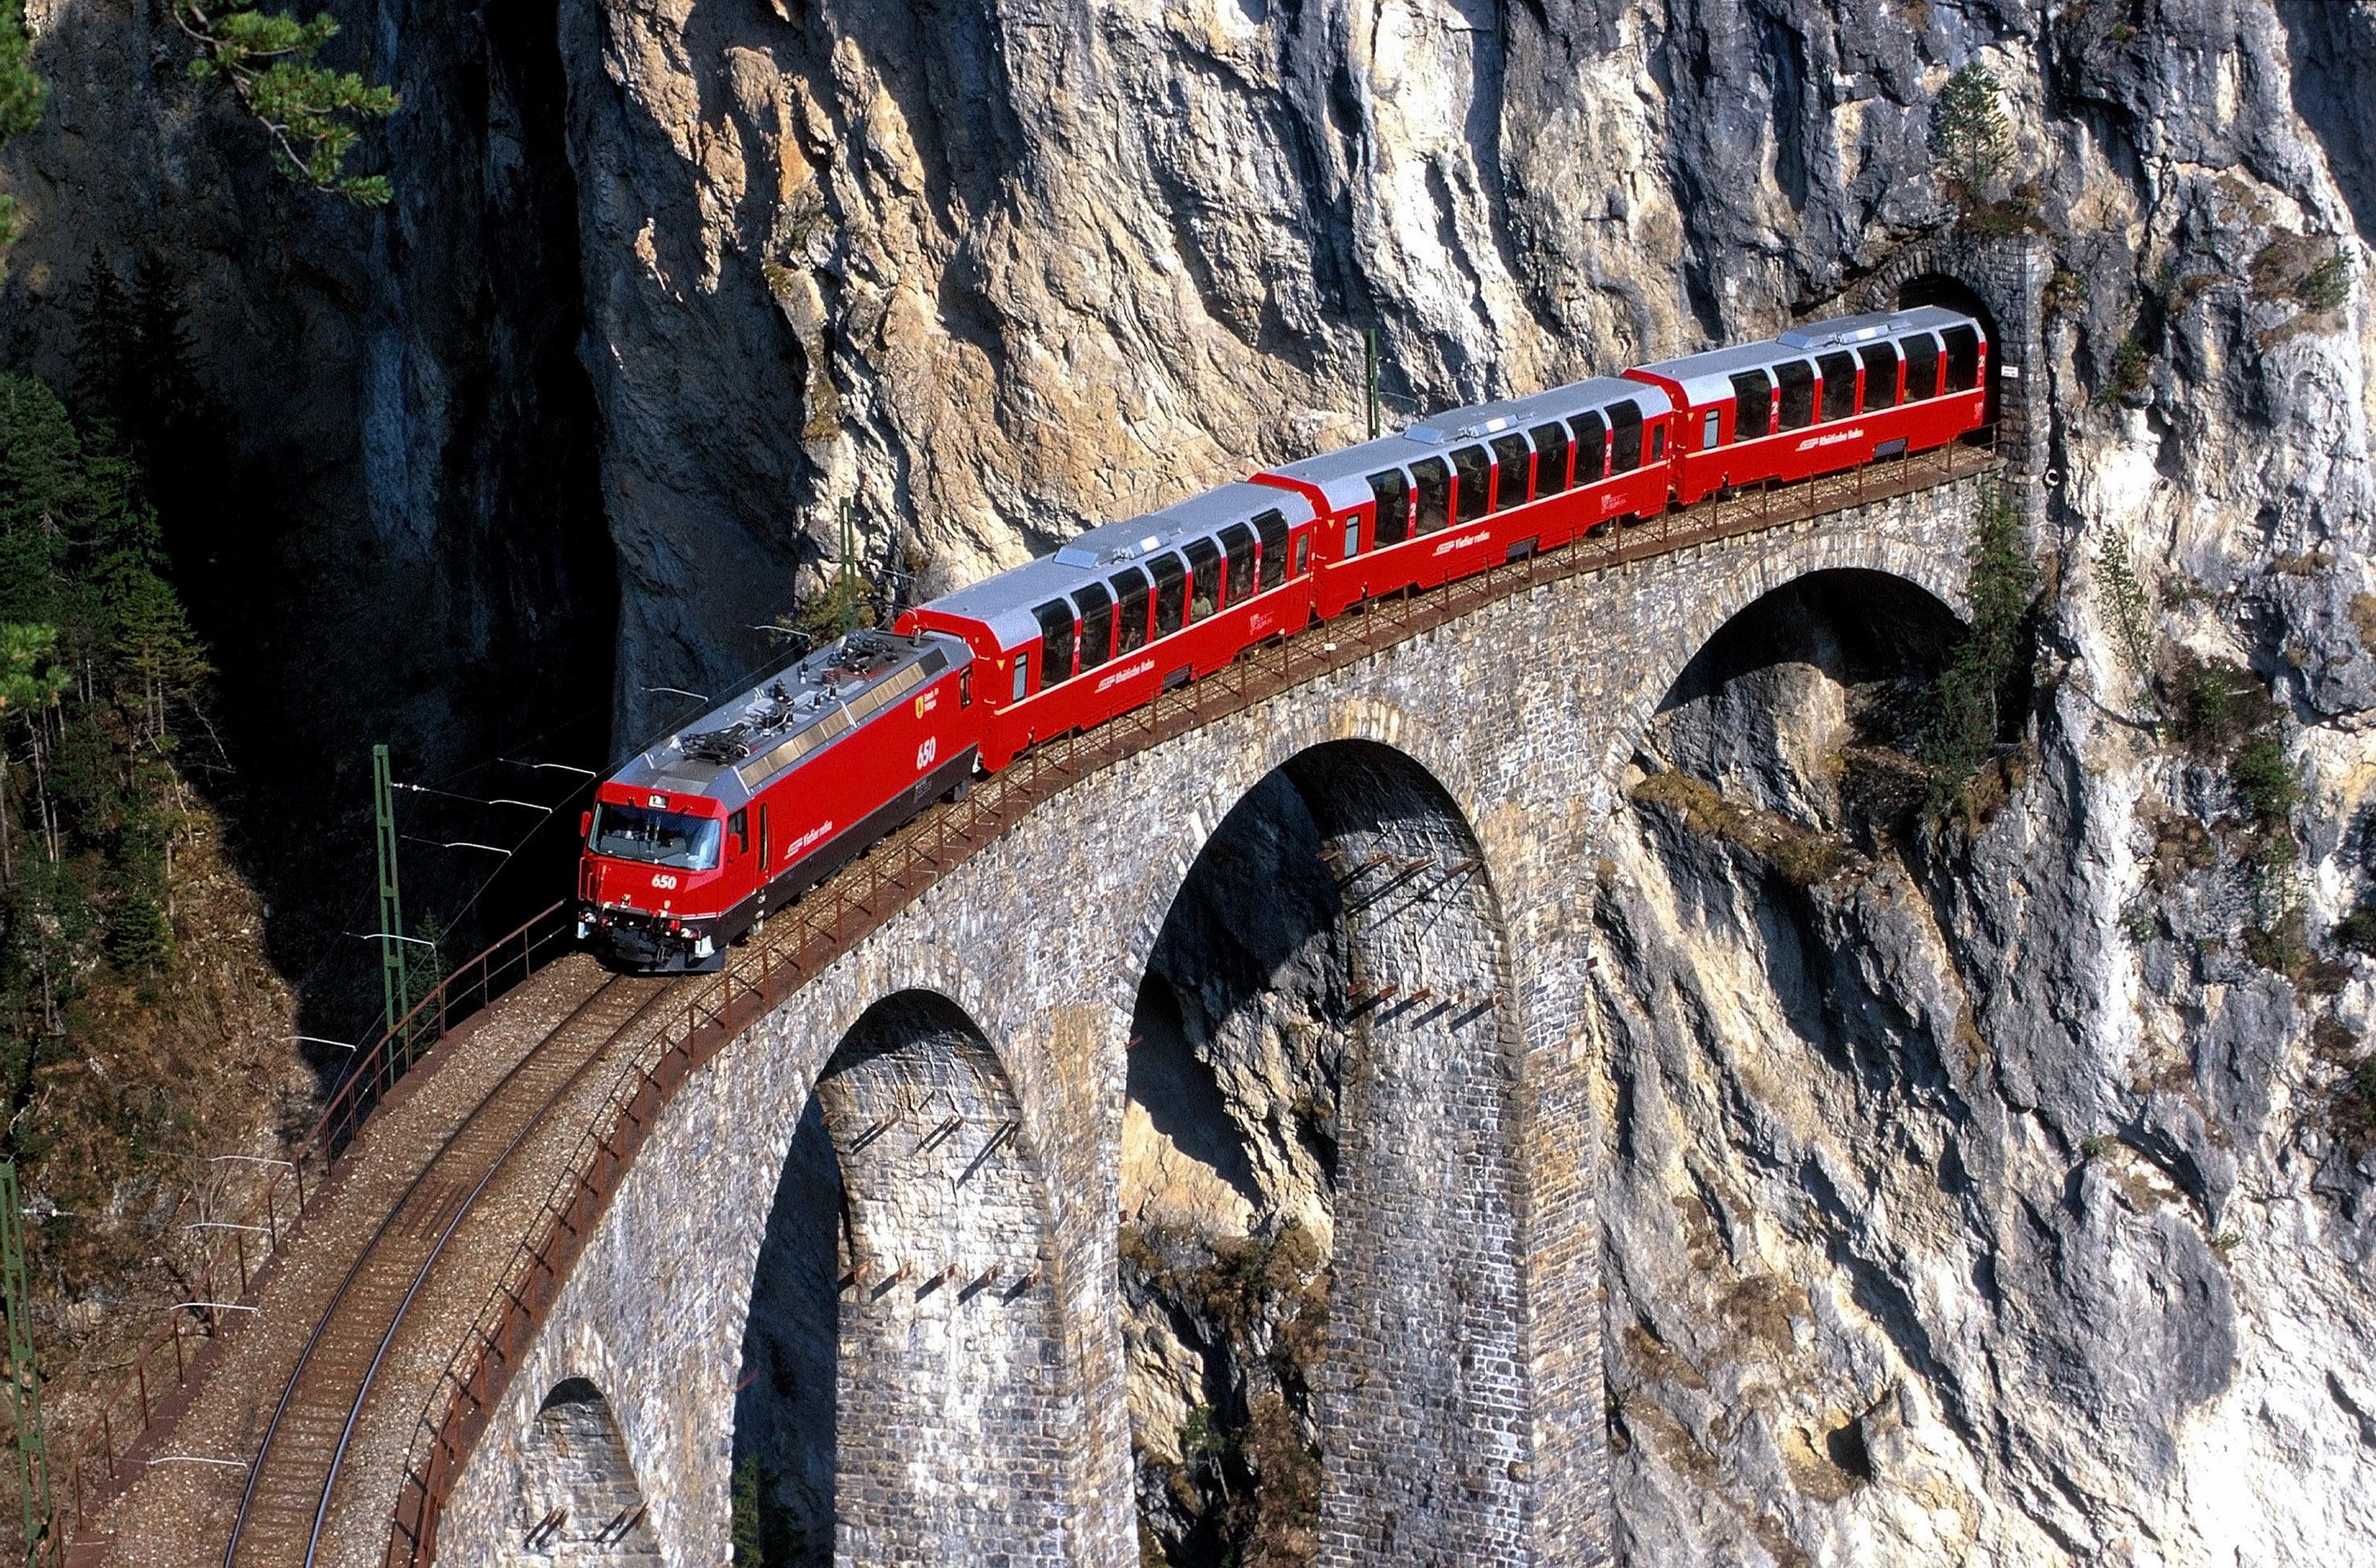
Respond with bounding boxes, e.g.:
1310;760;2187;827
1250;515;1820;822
577;305;1989;972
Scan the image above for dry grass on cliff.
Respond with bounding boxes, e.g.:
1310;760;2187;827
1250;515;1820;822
1630;772;1851;888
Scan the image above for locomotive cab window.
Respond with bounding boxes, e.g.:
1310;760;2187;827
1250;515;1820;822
1570;410;1608;482
1818;352;1858;421
1900;334;1940;401
1254;508;1291;590
1607;402;1643;473
1110;567;1152;654
1857;342;1900;410
1490;432;1533;509
1149;553;1188;636
1775;360;1816;430
1074;582;1114;672
1220;523;1258;605
1942;325;1981;393
591;803;721;871
1728;370;1773;442
1184;537;1223;622
1410;457;1450;536
728;808;749;856
1529;423;1570;496
1451;445;1491;524
1032;600;1077;688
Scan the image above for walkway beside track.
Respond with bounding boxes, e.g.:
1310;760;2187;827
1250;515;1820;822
65;438;2001;1566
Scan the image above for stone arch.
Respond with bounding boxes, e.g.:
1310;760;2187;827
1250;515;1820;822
1117;739;1529;1567
1587;568;1989;1562
731;988;1065;1566
501;1378;659;1564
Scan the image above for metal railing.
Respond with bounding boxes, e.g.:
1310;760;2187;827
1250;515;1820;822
384;430;1999;1565
45;901;579;1558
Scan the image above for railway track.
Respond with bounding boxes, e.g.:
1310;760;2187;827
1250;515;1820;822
217;973;677;1568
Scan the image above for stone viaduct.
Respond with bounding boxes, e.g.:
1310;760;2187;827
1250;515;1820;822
430;455;2005;1567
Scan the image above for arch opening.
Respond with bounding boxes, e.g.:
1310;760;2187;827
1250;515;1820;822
731;990;1063;1566
1120;741;1526;1567
501;1378;659;1564
1592;569;2017;1562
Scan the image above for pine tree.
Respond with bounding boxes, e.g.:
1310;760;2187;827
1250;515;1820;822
0;0;45;268
1934;64;2013;204
171;0;399;204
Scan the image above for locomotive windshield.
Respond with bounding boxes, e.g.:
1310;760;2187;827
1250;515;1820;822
589;803;722;870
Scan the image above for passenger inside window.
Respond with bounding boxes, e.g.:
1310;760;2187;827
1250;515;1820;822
1110;568;1151;655
1529;423;1569;496
1775;360;1816;429
1490;433;1532;509
1150;553;1188;636
1075;583;1114;672
1570;411;1608;480
1728;370;1773;442
1410;457;1450;536
1818;352;1858;421
1857;342;1899;410
1254;509;1290;590
1900;335;1940;401
1452;445;1491;524
1608;403;1643;472
1033;600;1076;688
1365;471;1410;546
1221;524;1257;604
1184;538;1222;622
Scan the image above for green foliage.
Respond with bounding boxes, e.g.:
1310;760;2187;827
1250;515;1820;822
0;373;211;1123
2098;335;2152;405
730;1455;764;1566
789;571;876;645
1934;64;2013;203
2094;529;2157;710
1921;484;2037;818
2298;253;2352;311
2337;1056;2376;1160
2333;899;2376;958
2230;739;2300;825
171;0;398;205
0;0;45;267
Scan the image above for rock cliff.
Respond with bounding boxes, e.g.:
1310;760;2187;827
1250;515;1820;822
6;0;2376;1561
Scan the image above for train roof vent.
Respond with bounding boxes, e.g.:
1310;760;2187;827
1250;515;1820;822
1405;412;1520;444
1778;310;1919;351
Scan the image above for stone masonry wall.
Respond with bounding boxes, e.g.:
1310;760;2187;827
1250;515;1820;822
431;471;1985;1568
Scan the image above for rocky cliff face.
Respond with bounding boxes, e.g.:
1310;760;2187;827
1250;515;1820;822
8;0;2376;1560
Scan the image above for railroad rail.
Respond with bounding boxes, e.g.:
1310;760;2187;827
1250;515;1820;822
218;974;675;1568
381;434;2001;1563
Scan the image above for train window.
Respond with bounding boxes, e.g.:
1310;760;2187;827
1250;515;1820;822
1254;508;1290;590
1571;411;1608;482
1365;470;1410;546
1032;600;1076;689
1857;342;1899;410
1295;533;1311;574
1701;410;1721;448
1942;325;1981;393
1013;661;1027;703
1343;517;1361;558
1451;445;1491;524
1728;370;1773;442
1818;352;1858;421
959;668;972;707
1650;424;1666;460
1775;360;1816;430
1074;582;1114;672
1900;334;1940;401
1608;402;1643;473
1410;457;1450;535
1220;524;1258;605
1184;537;1223;622
1490;433;1533;509
1110;567;1151;655
1529;423;1569;496
728;808;749;856
1149;553;1188;637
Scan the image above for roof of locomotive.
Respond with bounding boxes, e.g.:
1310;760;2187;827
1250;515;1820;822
1266;373;1667;510
916;481;1319;651
609;628;967;808
1636;305;1979;405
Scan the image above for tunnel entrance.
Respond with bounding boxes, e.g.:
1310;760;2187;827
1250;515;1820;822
1121;743;1526;1566
731;991;1063;1566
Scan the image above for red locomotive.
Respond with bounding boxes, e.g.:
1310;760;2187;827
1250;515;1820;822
577;305;1989;971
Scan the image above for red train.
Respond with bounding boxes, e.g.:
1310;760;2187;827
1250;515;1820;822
577;305;1989;971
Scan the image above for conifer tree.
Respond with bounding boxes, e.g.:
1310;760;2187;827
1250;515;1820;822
1934;64;2013;205
171;0;399;205
0;0;44;268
